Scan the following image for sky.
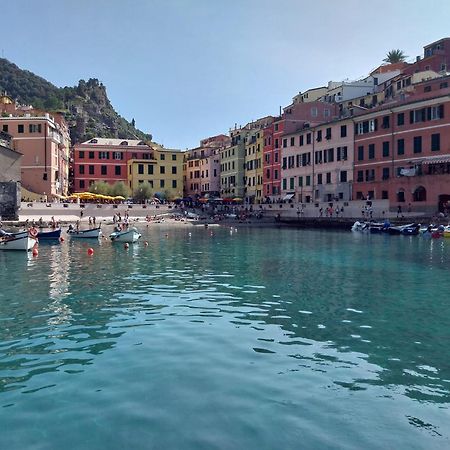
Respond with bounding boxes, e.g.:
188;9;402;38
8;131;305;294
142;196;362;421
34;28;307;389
2;0;450;149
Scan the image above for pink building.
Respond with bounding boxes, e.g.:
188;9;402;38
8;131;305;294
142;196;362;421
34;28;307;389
184;134;230;199
0;95;70;198
281;118;354;204
263;101;339;201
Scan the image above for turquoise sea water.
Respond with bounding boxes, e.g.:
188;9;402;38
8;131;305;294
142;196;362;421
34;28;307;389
0;226;449;449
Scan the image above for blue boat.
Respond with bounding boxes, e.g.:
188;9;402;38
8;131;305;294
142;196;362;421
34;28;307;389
37;228;62;240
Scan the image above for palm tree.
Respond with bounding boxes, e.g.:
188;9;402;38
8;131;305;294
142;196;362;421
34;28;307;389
383;49;407;64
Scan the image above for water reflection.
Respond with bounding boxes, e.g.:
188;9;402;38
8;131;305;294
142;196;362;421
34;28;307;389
0;226;449;444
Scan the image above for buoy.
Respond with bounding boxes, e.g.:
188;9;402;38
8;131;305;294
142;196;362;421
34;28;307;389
124;243;129;249
87;247;94;256
59;236;65;242
32;248;39;257
144;241;149;247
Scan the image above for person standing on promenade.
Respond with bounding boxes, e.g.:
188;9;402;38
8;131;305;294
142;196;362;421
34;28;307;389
397;205;402;218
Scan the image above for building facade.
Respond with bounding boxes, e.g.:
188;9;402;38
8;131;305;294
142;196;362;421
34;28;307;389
352;76;450;212
0;95;70;199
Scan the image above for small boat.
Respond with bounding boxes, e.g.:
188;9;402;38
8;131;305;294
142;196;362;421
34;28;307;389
386;223;416;235
37;228;62;240
368;222;387;234
0;235;37;251
110;227;141;243
67;227;102;239
442;226;450;238
400;223;420;236
351;221;369;232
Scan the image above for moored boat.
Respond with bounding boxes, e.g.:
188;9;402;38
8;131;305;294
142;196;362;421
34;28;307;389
37;228;62;240
110;227;141;243
68;227;102;239
0;235;37;251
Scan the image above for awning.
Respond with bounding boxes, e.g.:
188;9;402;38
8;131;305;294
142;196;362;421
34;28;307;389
282;193;295;201
421;155;450;165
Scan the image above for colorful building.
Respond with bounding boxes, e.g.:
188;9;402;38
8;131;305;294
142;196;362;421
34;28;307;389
244;128;265;203
184;134;230;199
0;95;70;199
73;138;183;199
352;75;450;212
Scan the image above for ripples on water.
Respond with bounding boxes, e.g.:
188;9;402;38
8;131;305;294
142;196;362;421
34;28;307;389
0;226;449;449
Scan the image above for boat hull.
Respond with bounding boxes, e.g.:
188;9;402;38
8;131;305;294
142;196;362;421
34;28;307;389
110;228;141;243
68;227;102;238
37;229;62;240
0;236;37;251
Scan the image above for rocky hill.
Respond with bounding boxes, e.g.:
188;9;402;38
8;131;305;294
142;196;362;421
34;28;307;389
0;58;152;144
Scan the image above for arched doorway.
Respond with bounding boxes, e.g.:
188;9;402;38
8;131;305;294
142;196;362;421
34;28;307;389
413;186;426;202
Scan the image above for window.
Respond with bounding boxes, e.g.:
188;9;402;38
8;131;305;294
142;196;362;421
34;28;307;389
357;170;363;182
299;135;304;146
101;165;107;175
113;152;123;160
282;179;287;190
160;154;165;160
18;124;24;133
2;124;8;132
440;82;448;89
79;180;85;189
172;166;177;174
79;151;85;159
311;107;318;117
89;165;94;175
358;146;364;161
290;137;295;146
99;151;110;160
326;172;331;184
306;133;311;145
160;166;165;174
274;123;279;131
382;141;390;157
340;125;347;137
382;116;390;129
299;176;303;187
172;154;177;161
368;144;375;160
283;138;287;148
29;124;42;133
431;133;440;151
382;167;390;180
317;174;322;185
317;130;322;142
172;180;177;188
424;85;432;93
89;151;95;159
138;164;144;174
340;171;347;182
115;165;121;176
326;128;332;139
413;136;422;153
306;175;311;186
365;169;375;182
382;190;389;199
274;152;278;163
290;177;294;190
147;165;154;175
79;165;85;174
274;139;279;149
397;139;405;155
397;113;405;126
160;180;165;188
274;169;278;179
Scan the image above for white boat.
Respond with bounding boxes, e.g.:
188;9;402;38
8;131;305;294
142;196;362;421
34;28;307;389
110;227;141;243
68;227;102;239
0;235;37;251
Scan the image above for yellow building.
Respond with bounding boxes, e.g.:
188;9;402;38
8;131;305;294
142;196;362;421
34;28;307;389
244;129;264;203
128;145;184;200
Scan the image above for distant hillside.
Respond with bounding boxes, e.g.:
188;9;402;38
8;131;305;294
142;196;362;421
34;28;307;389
0;58;152;144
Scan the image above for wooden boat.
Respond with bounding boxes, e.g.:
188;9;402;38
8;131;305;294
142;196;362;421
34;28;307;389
110;227;141;243
0;235;37;251
67;227;102;239
37;228;62;240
